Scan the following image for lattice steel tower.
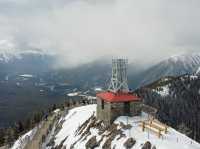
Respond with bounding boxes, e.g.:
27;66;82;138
108;59;129;93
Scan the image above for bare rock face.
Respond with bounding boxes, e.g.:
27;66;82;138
123;138;136;149
142;141;151;149
85;136;98;149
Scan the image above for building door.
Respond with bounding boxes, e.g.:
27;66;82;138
124;102;130;116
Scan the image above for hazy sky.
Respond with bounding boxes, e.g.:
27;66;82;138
0;0;200;67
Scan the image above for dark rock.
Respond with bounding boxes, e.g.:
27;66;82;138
55;136;68;149
142;141;151;149
46;137;55;146
120;122;132;130
123;137;136;149
85;136;98;149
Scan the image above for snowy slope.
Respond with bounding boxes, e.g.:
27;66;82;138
140;53;200;86
115;117;199;149
55;105;96;147
11;127;37;149
196;67;200;75
51;105;200;149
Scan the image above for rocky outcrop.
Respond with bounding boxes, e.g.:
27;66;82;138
123;137;136;149
85;136;98;149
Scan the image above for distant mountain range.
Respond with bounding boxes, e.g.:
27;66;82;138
0;45;200;89
63;52;200;89
137;53;200;87
0;52;55;76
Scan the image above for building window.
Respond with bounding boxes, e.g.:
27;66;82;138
101;100;104;109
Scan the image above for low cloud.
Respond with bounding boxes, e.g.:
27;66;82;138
0;0;200;67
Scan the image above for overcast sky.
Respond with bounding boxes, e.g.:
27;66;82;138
0;0;200;67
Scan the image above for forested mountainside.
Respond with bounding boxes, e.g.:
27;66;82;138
140;53;200;86
137;73;200;143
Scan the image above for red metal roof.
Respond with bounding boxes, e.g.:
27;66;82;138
96;91;141;102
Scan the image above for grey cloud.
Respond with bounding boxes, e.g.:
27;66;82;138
0;0;200;67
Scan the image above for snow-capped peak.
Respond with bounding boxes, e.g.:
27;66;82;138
0;40;54;63
141;53;200;86
196;67;200;75
167;53;200;65
0;40;21;62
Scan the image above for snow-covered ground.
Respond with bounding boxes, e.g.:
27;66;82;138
114;117;200;149
11;127;37;149
54;105;200;149
55;105;96;146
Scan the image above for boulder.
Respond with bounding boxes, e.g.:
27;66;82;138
123;137;136;149
142;141;151;149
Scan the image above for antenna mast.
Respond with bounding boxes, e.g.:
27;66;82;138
108;59;129;93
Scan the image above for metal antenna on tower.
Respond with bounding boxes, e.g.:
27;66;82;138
108;58;129;93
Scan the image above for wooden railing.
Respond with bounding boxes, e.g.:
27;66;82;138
140;119;168;138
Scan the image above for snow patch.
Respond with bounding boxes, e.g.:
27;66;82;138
67;92;80;96
19;74;34;78
153;85;170;97
94;87;102;92
190;75;198;80
54;109;60;113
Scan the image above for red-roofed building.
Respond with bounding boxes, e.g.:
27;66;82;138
96;59;142;126
96;91;142;125
97;91;140;102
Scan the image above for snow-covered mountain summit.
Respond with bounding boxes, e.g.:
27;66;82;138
43;105;200;149
0;40;54;63
140;53;200;86
168;53;200;65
